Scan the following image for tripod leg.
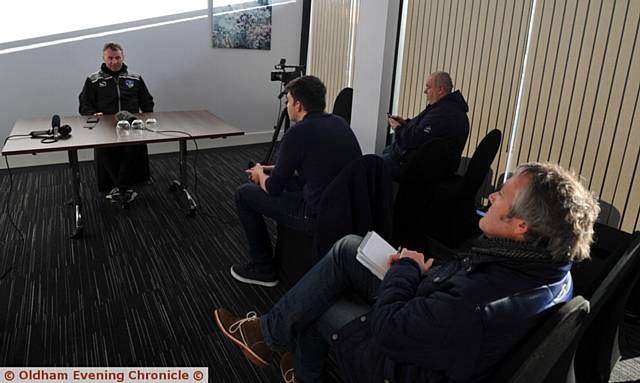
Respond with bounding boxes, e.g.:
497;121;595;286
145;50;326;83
264;110;290;164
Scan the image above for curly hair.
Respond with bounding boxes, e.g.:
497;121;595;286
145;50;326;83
508;162;600;262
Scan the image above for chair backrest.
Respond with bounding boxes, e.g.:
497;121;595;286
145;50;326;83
463;129;501;193
392;138;458;250
574;230;640;383
572;222;634;299
315;154;393;261
396;136;457;184
489;296;590;383
332;87;353;125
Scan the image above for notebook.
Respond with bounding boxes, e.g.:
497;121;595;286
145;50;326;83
356;231;397;280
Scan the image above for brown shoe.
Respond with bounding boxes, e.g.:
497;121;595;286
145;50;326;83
280;352;295;383
214;308;272;368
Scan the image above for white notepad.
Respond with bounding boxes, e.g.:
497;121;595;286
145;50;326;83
356;231;397;280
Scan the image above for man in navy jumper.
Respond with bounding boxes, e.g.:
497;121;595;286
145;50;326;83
231;75;362;287
382;72;469;179
215;162;599;382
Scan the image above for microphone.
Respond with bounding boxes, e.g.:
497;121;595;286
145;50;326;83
52;114;60;131
57;124;72;137
30;115;61;137
115;110;138;124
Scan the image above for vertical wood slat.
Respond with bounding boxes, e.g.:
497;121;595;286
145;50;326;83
307;0;358;112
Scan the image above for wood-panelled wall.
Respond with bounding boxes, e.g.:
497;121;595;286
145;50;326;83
307;0;359;111
396;0;640;232
511;0;640;231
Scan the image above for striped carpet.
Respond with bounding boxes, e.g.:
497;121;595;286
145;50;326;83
0;143;340;382
1;143;639;382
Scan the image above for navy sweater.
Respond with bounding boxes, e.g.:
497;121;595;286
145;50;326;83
266;112;362;214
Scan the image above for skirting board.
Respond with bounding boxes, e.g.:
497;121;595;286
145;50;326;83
1;130;274;170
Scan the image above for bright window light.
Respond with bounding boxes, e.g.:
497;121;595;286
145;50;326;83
1;0;207;45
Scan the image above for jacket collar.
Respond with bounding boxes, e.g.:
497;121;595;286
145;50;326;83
100;63;128;77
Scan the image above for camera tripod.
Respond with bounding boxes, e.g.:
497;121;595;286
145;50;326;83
263;103;290;165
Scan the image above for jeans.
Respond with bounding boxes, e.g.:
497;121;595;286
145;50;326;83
382;143;402;180
234;183;315;273
260;235;381;382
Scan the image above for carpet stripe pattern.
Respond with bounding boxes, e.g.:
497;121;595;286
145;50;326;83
0;144;339;382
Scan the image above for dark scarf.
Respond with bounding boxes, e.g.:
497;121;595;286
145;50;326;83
461;235;553;262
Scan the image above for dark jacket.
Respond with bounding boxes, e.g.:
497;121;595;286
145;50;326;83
266;112;362;214
79;63;154;115
334;252;573;383
78;63;154;191
392;90;470;173
314;155;393;262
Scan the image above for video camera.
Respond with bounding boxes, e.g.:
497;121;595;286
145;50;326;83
270;58;304;84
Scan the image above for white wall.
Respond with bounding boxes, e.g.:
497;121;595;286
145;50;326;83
350;0;400;154
0;4;302;168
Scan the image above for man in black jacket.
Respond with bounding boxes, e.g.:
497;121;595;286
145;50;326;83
231;76;362;287
382;72;469;179
79;42;154;204
215;162;599;383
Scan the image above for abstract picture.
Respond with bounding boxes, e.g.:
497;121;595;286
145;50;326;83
210;0;272;50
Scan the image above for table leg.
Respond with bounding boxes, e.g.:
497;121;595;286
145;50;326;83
68;149;84;238
169;139;197;217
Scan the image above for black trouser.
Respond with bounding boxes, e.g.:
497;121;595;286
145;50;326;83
94;144;150;192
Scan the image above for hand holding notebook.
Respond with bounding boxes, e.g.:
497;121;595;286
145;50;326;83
356;231;399;280
357;232;434;279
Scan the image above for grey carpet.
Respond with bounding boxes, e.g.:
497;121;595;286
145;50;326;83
1;143;639;382
0;143;340;382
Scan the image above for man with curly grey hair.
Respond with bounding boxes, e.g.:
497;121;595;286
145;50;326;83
215;162;599;383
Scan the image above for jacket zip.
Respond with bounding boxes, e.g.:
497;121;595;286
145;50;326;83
115;75;121;111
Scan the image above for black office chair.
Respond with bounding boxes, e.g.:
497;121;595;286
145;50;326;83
423;129;502;247
275;155;393;287
392;137;458;251
572;223;634;300
332;87;353;125
530;228;640;383
573;230;640;383
317;284;586;383
489;296;590;383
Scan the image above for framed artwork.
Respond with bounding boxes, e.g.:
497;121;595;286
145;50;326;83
209;0;272;50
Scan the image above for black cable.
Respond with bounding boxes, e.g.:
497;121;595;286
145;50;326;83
1;134;29;282
148;129;203;212
2;135;28;242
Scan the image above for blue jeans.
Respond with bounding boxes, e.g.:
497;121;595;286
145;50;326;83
260;235;381;382
382;143;402;180
234;183;315;273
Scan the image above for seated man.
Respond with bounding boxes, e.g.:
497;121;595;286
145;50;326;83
215;162;599;382
382;71;469;180
79;42;155;204
231;75;362;287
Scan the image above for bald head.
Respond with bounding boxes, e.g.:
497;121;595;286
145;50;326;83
424;71;453;104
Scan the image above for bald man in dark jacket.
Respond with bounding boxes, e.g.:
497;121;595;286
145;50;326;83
383;72;469;179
